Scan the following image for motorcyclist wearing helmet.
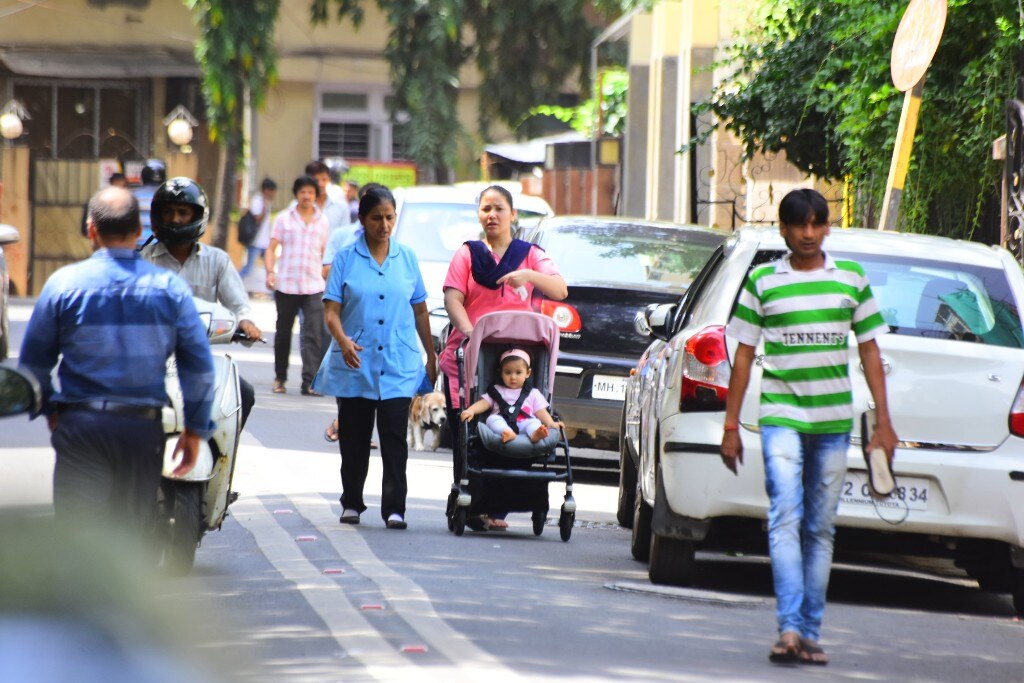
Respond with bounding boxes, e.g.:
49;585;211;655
141;177;260;426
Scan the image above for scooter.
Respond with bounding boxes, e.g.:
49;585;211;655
157;298;254;575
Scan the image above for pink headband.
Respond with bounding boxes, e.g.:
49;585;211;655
500;348;531;368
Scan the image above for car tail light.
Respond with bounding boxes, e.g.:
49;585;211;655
680;325;730;411
541;300;582;333
1009;376;1024;437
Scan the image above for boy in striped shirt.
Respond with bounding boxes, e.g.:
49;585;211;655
720;189;897;666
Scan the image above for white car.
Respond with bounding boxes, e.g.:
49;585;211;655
391;185;554;348
620;226;1024;613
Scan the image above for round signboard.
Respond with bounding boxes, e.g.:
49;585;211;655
891;0;948;91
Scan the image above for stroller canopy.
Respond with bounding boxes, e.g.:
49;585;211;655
462;311;561;404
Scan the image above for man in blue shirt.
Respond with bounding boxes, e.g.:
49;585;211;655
20;186;216;531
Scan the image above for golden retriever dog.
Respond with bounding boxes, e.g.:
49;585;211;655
407;391;447;451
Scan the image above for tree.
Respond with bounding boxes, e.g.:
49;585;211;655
693;0;1022;238
186;0;279;247
528;68;629;138
309;1;642;182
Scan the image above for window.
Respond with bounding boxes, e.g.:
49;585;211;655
316;88;410;163
838;253;1024;348
318;122;370;159
12;80;147;159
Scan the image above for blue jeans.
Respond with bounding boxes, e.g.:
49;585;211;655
760;426;850;642
239;245;264;279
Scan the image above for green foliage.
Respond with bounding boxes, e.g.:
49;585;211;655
186;0;279;246
310;1;638;178
528;68;629;137
186;0;280;144
695;0;1021;237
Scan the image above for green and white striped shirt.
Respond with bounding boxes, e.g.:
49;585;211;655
726;252;888;434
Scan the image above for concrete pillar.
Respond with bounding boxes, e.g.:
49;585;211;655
1;146;31;297
621;13;652;219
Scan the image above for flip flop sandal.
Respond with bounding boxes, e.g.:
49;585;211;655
768;634;801;664
324;420;339;443
798;641;829;666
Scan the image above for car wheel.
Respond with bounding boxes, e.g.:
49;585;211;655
1012;567;1024;615
648;533;696;587
616;410;636;528
630;481;652;562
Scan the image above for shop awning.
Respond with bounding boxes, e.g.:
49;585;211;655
0;49;199;79
484;132;587;165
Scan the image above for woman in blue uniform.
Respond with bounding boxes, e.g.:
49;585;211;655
313;185;437;529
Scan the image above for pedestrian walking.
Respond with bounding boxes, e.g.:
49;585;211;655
264;175;330;395
19;186;215;533
311;185;437;529
321;182;383;444
440;185;568;530
304;160;349;230
239;177;277;282
720;188;897;666
140;177;261;428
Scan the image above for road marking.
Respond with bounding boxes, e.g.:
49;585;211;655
288;493;529;682
232;499;432;683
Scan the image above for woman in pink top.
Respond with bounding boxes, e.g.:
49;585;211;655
441;185;567;529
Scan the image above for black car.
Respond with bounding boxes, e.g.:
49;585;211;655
522;217;726;453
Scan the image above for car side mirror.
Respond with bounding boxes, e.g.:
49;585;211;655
638;303;676;341
0;364;42;417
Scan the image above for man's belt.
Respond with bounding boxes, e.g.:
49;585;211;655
58;400;162;421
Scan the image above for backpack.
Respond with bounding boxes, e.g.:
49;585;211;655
237;210;259;245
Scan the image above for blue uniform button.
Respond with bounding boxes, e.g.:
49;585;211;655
379;295;384;300
378;319;384;324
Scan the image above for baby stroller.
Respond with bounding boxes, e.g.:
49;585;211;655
446;310;576;541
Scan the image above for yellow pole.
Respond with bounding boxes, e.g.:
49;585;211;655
878;78;924;230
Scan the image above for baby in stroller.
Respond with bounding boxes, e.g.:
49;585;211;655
459;348;563;444
446;311;577;540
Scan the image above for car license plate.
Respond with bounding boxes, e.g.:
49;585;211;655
591;374;627;401
840;471;930;512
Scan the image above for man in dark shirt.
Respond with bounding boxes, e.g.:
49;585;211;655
20;186;216;532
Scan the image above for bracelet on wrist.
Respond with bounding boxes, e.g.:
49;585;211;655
723;424;740;432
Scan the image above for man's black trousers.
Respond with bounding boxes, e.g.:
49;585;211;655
273;291;324;388
51;409;164;531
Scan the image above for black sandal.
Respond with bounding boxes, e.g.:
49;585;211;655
768;632;801;664
324;419;339;443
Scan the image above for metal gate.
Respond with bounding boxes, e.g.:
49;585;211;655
29;157;98;294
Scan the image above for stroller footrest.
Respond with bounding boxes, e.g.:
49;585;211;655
470;467;569;481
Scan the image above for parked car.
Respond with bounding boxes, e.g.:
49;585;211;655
521;217;726;451
0;223;20;360
620;226;1024;612
391;185;554;346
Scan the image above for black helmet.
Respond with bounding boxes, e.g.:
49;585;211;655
141;159;167;185
151;177;209;245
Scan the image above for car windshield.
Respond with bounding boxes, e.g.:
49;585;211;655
394;203;546;262
541;226;724;289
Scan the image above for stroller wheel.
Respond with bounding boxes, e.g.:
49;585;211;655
453;507;467;536
532;508;547;536
558;506;574;542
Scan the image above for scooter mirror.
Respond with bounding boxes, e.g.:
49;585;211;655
0;364;42;417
